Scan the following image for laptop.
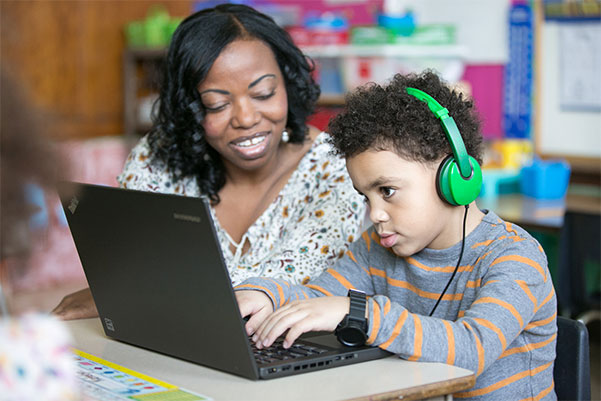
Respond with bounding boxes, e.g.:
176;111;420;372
58;182;391;380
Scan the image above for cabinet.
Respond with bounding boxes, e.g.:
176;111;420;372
122;44;467;138
122;47;166;142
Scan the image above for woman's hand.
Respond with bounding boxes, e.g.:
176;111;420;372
253;296;349;349
236;290;274;337
51;287;98;320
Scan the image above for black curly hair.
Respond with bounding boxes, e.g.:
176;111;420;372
327;70;483;166
148;4;321;203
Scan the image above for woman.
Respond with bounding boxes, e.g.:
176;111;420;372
53;4;364;319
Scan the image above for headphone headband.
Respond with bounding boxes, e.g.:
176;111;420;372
405;87;472;179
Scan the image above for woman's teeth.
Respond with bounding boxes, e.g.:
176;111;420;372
237;136;265;147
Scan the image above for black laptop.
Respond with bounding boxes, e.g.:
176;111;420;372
58;182;391;380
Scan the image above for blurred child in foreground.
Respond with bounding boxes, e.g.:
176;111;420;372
0;72;80;400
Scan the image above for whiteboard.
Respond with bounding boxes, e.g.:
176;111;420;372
539;21;601;159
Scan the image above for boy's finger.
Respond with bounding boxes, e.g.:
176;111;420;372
283;323;309;348
253;306;292;343
253;308;288;342
261;311;307;348
245;308;270;336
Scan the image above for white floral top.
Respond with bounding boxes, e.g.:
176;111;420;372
117;132;365;285
0;314;80;400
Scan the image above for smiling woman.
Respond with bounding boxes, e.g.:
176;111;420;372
52;4;365;320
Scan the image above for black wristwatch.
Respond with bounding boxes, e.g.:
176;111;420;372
335;289;368;347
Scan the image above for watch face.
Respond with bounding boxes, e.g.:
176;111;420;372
336;326;367;347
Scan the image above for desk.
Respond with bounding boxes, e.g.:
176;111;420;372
477;190;601;231
477;194;565;231
66;318;475;401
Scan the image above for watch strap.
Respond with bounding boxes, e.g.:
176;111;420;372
348;289;367;322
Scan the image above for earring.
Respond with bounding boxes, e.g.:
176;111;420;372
281;129;290;143
203;153;211;162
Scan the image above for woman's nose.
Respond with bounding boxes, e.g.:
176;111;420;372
232;98;260;128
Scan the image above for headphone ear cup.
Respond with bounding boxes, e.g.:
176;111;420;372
436;155;483;206
436;155;457;205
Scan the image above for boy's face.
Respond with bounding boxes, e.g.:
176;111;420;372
347;149;457;256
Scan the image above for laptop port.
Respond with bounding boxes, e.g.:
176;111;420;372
269;368;277;373
310;363;316;368
294;366;300;371
282;366;291;371
302;364;308;369
318;362;324;367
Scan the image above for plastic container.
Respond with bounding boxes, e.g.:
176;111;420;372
520;159;571;199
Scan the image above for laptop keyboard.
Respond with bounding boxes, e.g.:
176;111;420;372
251;338;329;365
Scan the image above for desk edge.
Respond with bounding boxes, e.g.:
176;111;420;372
346;373;476;401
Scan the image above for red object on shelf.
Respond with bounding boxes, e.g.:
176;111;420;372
308;107;344;132
287;26;348;46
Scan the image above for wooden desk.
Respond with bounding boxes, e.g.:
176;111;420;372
66;318;475;401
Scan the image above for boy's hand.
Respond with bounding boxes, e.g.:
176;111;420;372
253;296;350;349
235;290;274;336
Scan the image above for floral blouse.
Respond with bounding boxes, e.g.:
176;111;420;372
117;132;365;285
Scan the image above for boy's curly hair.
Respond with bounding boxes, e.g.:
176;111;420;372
327;70;483;165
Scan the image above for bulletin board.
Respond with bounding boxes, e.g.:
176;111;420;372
535;3;601;171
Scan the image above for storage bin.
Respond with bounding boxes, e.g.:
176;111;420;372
520;159;571;199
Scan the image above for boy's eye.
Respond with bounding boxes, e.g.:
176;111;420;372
380;187;396;199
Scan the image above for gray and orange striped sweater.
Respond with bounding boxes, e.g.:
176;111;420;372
237;210;557;400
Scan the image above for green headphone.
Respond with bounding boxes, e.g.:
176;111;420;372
406;87;482;206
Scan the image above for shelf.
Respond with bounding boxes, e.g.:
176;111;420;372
300;44;468;59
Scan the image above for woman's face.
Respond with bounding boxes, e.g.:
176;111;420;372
198;39;288;172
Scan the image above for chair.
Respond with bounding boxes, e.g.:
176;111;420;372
554;316;591;401
557;210;600;322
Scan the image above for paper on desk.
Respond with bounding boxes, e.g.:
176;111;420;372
72;348;212;401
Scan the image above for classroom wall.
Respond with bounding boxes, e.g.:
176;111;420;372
538;20;601;162
0;0;192;140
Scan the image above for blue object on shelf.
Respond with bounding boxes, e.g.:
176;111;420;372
503;3;534;139
377;11;415;36
303;12;348;31
480;168;521;199
520;159;571;200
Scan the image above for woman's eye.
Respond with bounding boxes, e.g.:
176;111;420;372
254;91;275;101
204;103;227;112
380;187;396;199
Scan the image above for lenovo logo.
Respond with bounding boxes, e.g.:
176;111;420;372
68;196;79;214
173;213;201;223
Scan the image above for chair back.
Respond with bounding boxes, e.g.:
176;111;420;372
554;316;591;401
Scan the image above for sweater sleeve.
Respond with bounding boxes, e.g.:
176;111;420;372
366;239;555;376
235;230;376;308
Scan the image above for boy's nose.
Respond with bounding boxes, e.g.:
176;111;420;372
369;207;389;224
232;98;260;128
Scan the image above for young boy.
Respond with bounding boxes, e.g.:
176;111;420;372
235;71;557;400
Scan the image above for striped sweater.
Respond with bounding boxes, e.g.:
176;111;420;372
237;210;557;400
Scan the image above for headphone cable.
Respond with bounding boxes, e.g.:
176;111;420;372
429;204;469;317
